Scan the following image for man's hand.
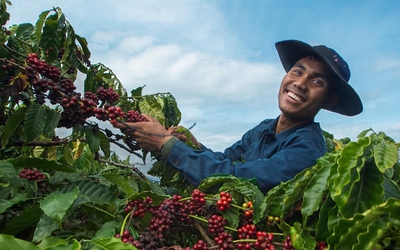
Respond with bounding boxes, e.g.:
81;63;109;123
115;114;172;152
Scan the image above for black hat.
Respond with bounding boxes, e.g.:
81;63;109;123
275;39;363;116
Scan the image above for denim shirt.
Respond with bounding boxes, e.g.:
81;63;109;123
161;117;327;193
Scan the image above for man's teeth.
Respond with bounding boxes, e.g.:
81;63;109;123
288;92;303;102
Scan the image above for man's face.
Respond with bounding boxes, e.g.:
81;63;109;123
278;57;335;121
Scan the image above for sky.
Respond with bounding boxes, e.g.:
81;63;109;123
5;1;400;158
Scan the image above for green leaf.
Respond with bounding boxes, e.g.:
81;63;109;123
86;237;137;250
301;158;333;225
328;136;371;208
92;221;121;240
0;195;29;213
73;145;94;173
38;236;81;250
24;103;47;142
62;144;74;166
0;234;41;250
315;195;336;240
32;9;52;51
7;157;75;172
265;155;327;217
138;95;165;126
148;180;167;197
374;139;399;173
66;25;87;73
14;23;35;42
49;172;86;184
332;198;400;249
39;186;80;224
41;11;64;64
85;125;101;153
32;214;59;243
162;94;181;127
382;177;400;200
102;174;137;197
59;180;116;205
1;205;43;235
290;222;316;250
83;66;98;93
76;34;91;62
43;108;61;135
0;160;17;178
341;158;385;218
131;86;144;97
98;130;111;158
197;174;241;192
221;204;240;228
1;106;27;147
357;128;373;138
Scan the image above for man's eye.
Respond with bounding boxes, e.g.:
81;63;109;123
292;69;301;75
312;79;323;86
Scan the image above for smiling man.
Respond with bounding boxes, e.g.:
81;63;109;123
117;40;363;193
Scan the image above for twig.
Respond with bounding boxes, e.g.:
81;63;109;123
8;138;75;147
193;220;216;247
96;158;147;180
107;137;143;158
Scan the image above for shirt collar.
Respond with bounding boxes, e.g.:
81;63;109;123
273;116;315;142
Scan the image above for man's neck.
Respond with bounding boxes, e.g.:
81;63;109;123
276;114;314;134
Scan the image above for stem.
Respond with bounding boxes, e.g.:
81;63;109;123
120;210;133;235
231;203;247;211
83;203;116;219
188;214;238;233
188;214;208;223
233;239;257;243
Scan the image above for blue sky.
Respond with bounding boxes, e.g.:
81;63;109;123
6;0;400;154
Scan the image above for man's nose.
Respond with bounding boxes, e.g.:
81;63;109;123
293;76;308;90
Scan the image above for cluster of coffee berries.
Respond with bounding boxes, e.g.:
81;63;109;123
315;241;327;250
2;53;149;130
124;196;152;218
217;191;232;211
238;224;257;240
115;229;134;244
214;232;234;249
254;231;275;249
242;200;254;218
96;87;119;103
94;103;146;127
26;53;61;82
94;103;124;123
283;235;294;250
267;215;281;227
125;110;146;123
18;168;46;181
192;239;209;250
207;214;228;237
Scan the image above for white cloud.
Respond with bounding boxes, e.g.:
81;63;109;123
374;58;400;72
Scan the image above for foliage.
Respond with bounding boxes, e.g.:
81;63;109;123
0;2;399;249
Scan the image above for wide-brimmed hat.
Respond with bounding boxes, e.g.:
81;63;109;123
275;39;363;116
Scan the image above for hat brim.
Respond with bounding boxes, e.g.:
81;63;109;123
275;40;363;116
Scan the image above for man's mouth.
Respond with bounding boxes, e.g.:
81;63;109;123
287;91;305;102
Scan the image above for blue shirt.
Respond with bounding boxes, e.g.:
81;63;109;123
161;117;327;193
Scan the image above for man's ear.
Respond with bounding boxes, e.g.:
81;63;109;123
323;93;339;109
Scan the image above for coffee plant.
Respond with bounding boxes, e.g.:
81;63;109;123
0;1;399;249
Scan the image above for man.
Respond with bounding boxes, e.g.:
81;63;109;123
117;40;363;193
